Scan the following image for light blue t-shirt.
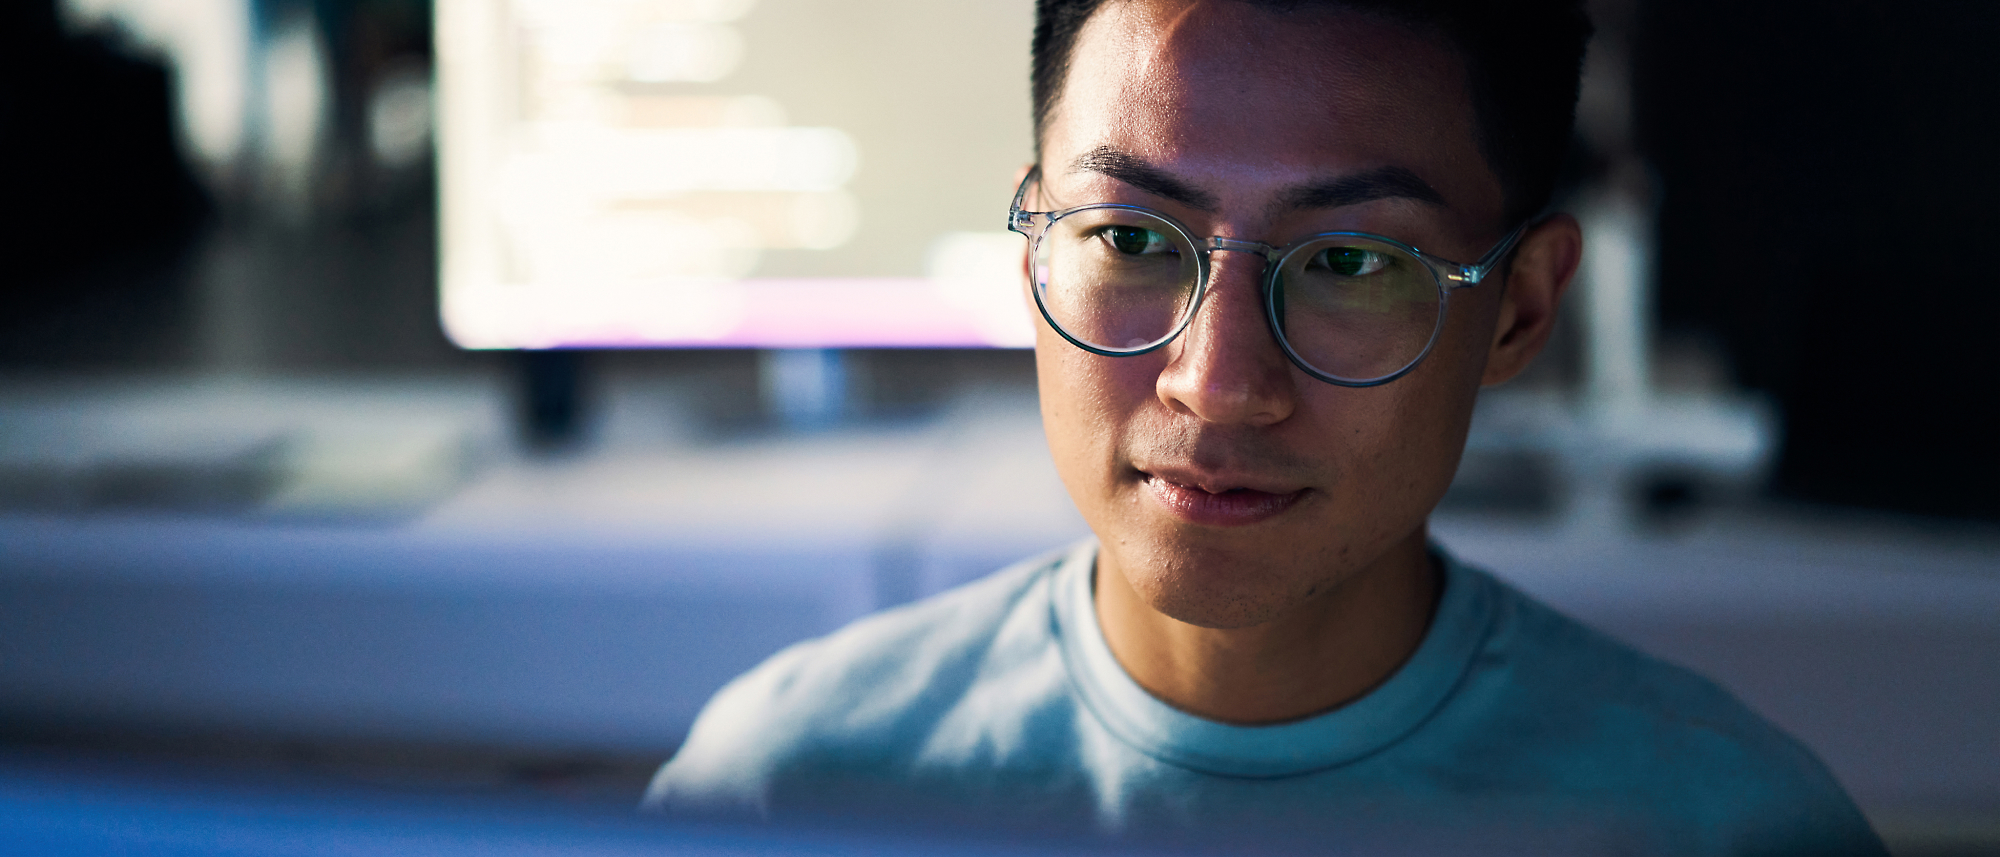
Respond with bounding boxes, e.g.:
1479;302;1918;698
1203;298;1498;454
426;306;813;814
648;541;1883;855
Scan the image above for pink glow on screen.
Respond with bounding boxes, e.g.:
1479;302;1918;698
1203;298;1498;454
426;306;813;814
538;279;1033;349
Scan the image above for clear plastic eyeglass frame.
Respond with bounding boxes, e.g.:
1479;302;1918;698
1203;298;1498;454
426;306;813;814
1005;166;1532;387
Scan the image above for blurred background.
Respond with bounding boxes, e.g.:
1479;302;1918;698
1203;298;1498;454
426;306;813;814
1;0;1996;853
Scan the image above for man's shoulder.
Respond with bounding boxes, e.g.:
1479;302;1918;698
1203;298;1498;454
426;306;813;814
1480;568;1804;759
1462;565;1880;851
645;545;1077;816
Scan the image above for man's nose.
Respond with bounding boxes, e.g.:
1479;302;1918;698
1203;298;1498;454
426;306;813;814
1155;251;1298;426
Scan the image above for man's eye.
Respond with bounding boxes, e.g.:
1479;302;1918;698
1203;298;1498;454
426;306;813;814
1100;226;1174;256
1309;247;1390;276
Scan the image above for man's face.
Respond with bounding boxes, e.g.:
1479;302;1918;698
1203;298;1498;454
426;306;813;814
1035;0;1515;629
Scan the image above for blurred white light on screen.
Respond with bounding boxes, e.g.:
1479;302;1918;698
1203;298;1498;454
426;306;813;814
524;0;756;23
717;95;784;126
526;17;620;74
619;94;785;128
928;232;1035;348
514;0;757;25
789;190;859;250
659;0;758;23
453;277;749;349
513;126;856;194
602;127;856;193
435;0;881;349
627;23;743;82
502;206;760;283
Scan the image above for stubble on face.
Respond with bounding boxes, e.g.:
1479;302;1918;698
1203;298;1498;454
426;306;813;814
1060;358;1474;631
1034;0;1504;632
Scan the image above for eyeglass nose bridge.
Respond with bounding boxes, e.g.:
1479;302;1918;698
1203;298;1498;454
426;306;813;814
1195;237;1284;291
1201;236;1281;259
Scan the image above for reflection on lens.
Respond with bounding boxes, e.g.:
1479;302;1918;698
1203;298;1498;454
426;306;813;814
1035;208;1199;352
1274;237;1441;382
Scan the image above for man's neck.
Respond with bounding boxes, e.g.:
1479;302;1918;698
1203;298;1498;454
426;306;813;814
1093;527;1442;725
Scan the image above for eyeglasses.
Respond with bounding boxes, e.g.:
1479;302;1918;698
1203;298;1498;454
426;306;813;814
1006;166;1531;387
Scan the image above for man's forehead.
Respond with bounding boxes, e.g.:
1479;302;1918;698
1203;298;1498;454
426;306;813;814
1111;1;1441;82
1046;0;1499;220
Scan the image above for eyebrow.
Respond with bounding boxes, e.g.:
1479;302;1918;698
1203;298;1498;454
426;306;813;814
1065;146;1447;212
1275;166;1447;210
1068;147;1220;210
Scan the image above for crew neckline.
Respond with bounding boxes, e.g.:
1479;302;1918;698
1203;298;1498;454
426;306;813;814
1047;540;1497;779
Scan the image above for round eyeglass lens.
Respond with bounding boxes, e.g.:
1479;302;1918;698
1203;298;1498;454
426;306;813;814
1271;237;1444;383
1034;207;1201;352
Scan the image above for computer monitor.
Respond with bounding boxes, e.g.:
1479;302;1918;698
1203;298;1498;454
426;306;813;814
436;0;1037;350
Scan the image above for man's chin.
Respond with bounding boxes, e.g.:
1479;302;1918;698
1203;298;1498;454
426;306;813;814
1115;545;1317;630
1145;589;1294;630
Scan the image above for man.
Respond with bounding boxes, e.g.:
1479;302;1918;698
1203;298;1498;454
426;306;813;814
649;0;1884;852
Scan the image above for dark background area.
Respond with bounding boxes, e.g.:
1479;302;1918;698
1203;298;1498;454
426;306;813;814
0;0;452;372
0;0;210;368
3;0;1997;517
1636;0;2000;519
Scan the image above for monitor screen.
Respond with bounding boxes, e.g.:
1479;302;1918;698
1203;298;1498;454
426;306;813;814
436;0;1037;349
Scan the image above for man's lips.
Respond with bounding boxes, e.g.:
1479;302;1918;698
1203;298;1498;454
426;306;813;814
1140;472;1306;526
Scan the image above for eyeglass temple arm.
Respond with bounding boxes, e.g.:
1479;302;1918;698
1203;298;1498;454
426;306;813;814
1448;218;1537;287
1007;166;1043;234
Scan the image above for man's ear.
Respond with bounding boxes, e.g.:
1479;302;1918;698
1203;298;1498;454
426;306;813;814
1481;213;1582;386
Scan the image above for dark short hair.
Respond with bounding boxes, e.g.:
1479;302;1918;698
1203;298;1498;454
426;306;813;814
1030;0;1593;221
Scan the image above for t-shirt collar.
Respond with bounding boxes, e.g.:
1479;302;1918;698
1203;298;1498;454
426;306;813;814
1048;539;1496;778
